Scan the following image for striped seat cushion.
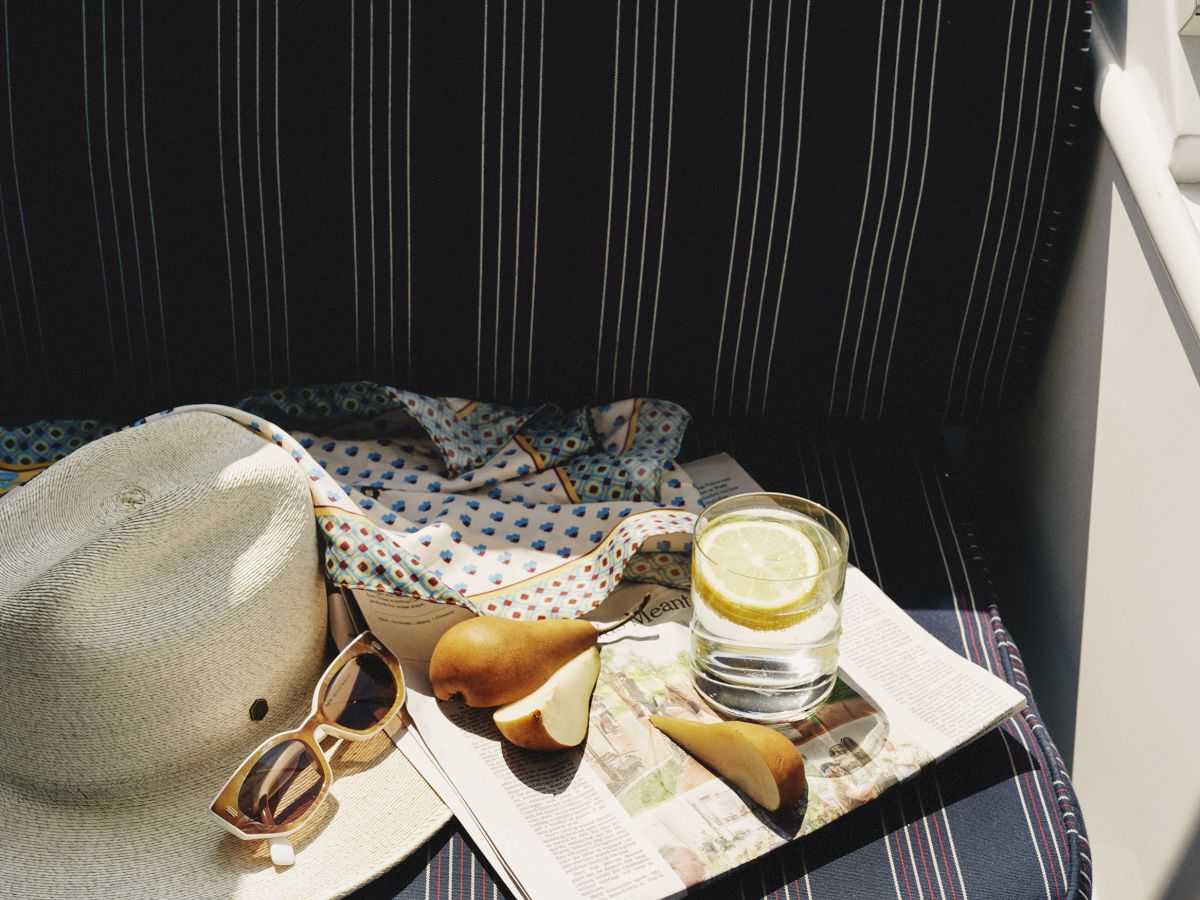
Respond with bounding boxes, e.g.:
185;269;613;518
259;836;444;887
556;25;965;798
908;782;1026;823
353;423;1090;900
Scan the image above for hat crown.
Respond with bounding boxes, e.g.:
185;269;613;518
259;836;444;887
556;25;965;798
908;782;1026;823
0;413;328;798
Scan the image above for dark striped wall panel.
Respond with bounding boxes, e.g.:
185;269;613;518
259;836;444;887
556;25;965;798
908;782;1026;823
0;1;1093;424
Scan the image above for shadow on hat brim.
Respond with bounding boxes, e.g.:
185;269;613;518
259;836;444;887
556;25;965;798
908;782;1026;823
0;732;449;899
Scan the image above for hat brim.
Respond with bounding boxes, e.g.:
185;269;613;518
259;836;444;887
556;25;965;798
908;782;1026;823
0;729;449;899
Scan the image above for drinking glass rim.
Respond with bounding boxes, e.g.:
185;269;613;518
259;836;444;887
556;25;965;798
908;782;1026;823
692;491;850;582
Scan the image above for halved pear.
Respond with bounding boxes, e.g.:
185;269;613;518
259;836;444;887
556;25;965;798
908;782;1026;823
429;593;650;707
649;716;806;811
492;647;601;751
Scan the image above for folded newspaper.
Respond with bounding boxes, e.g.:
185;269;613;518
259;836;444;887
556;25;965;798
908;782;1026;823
351;454;1024;899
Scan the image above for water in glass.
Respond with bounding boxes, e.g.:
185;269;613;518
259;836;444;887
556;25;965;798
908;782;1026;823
689;494;849;722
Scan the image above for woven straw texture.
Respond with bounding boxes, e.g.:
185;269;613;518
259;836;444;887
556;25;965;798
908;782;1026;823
0;412;448;898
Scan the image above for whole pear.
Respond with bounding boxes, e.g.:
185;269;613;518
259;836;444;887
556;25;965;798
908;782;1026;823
429;593;650;707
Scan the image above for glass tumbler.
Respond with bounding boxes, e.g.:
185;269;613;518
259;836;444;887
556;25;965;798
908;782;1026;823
689;492;850;722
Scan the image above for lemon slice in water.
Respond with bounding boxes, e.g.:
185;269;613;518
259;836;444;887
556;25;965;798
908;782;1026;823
694;517;824;630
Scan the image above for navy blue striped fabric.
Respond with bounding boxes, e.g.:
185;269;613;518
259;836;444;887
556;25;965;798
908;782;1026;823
0;1;1093;425
353;423;1090;900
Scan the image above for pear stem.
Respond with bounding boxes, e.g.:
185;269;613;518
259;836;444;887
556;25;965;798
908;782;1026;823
595;592;652;635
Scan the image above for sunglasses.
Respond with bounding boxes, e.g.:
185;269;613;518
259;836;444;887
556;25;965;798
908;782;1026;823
209;631;406;866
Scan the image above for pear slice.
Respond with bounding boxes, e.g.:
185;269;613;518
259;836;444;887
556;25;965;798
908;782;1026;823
649;716;807;812
493;647;602;751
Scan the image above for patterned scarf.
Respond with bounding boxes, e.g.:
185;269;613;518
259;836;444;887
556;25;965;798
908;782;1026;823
1;381;700;620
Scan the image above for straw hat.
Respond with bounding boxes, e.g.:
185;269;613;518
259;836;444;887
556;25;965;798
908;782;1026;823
0;411;448;899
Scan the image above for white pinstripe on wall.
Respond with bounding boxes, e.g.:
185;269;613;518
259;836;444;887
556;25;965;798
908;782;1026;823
640;0;677;397
758;0;811;416
958;0;1038;417
996;0;1074;409
3;0;44;384
216;0;291;392
594;0;623;398
272;0;290;384
234;0;256;384
712;0;815;417
524;0;544;399
711;0;755;415
877;0;943;417
348;0;414;388
139;0;168;388
470;0;546;400
79;0;169;391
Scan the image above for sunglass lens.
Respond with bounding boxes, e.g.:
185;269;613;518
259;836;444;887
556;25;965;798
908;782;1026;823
322;652;397;731
237;739;324;830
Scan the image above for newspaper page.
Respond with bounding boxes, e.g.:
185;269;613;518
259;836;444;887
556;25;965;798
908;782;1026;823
680;453;760;505
387;717;546;900
360;454;1025;899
